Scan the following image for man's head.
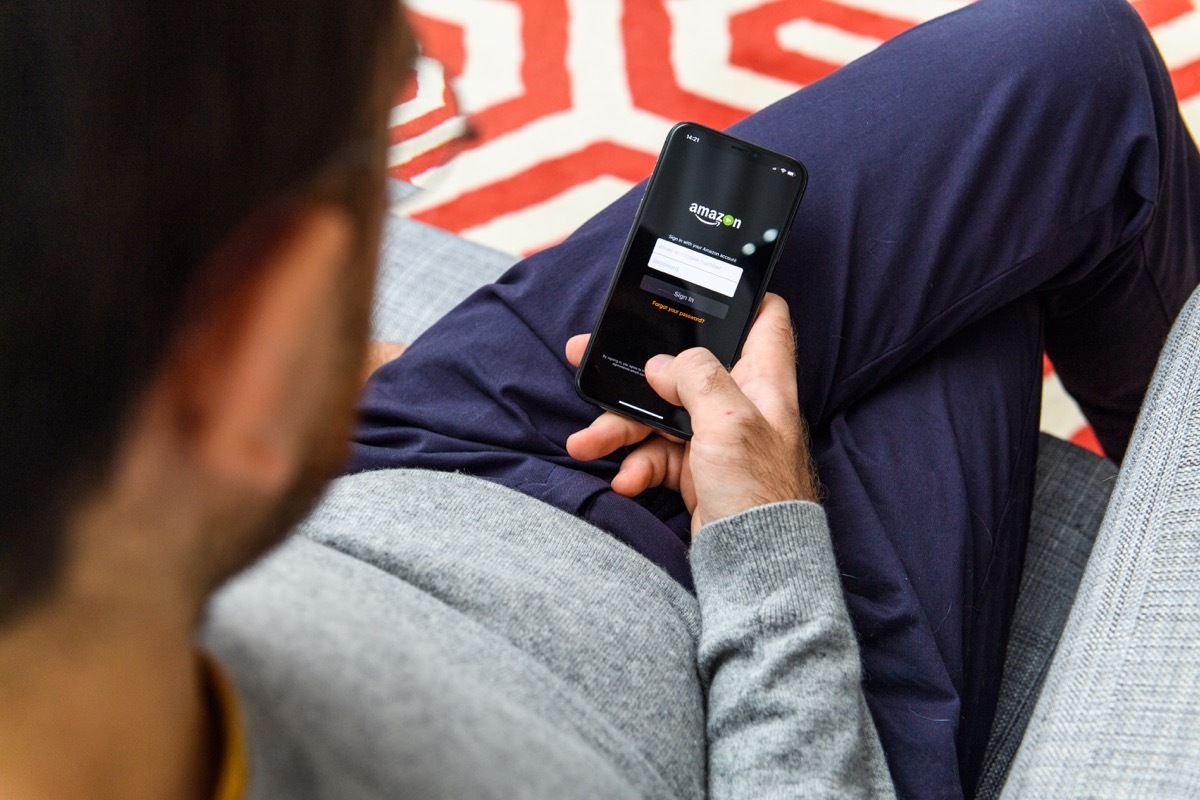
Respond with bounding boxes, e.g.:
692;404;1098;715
0;0;414;623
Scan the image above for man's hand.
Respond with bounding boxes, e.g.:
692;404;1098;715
565;293;817;536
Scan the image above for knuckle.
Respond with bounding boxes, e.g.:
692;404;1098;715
676;348;728;395
677;347;716;369
700;363;729;396
773;319;797;353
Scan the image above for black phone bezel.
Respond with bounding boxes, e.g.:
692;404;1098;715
574;121;808;440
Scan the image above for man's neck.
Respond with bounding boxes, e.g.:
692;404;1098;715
0;597;219;800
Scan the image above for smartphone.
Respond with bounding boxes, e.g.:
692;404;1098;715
575;122;808;439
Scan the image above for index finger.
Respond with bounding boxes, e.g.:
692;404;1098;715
728;293;799;427
565;409;656;462
740;293;795;368
565;333;590;368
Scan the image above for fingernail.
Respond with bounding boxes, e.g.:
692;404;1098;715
646;354;673;376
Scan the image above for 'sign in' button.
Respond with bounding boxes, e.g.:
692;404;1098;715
639;275;730;320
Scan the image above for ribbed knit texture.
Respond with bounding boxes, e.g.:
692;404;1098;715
202;471;892;798
692;502;894;798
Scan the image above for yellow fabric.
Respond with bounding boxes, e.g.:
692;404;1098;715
205;658;249;800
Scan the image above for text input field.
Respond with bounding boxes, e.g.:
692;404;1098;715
647;238;743;298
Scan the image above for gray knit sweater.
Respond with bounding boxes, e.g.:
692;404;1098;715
201;469;894;798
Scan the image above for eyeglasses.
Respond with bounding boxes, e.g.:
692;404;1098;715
388;52;477;191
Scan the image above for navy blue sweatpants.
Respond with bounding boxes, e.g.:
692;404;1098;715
352;0;1200;795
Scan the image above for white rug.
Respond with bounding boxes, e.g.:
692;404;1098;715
388;0;1200;452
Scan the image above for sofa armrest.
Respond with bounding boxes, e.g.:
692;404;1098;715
978;434;1116;797
1001;285;1200;798
371;191;517;345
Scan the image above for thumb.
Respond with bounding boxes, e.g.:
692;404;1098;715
645;348;755;434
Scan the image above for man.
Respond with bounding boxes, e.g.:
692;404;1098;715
0;1;408;795
0;0;888;798
2;2;1198;800
351;0;1200;796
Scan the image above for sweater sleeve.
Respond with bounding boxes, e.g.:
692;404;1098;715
690;501;896;799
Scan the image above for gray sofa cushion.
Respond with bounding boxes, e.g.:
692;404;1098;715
372;196;1198;795
978;434;1117;797
1001;285;1200;798
371;207;516;345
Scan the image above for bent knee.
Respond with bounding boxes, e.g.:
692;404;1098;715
996;0;1154;80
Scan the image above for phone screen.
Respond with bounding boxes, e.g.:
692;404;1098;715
575;122;807;438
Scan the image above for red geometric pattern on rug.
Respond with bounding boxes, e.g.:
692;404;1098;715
622;3;744;128
389;0;1200;454
729;1;914;84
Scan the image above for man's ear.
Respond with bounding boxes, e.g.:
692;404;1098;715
166;206;357;495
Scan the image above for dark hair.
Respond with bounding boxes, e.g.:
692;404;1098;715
0;0;411;620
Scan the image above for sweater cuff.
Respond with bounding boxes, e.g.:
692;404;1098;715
689;501;845;616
